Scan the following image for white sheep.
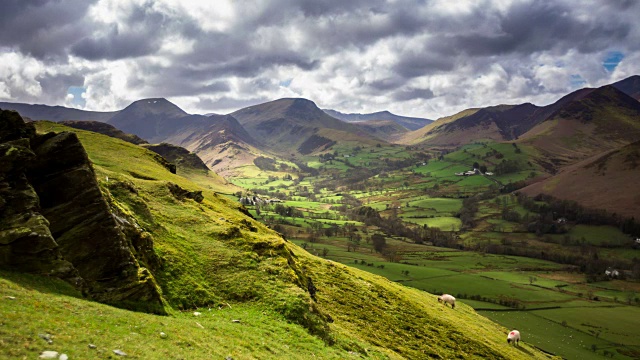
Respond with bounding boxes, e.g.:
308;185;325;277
437;294;456;309
507;330;521;346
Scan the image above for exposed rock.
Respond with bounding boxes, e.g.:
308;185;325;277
38;333;53;344
0;110;164;314
27;130;164;312
113;349;127;356
39;351;58;359
142;143;209;171
159;331;167;338
60;120;148;145
0;110;80;284
88;344;97;349
167;182;204;203
59;354;68;360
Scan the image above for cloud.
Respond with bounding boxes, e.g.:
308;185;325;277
0;0;639;117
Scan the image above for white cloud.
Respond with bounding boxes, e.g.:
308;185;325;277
0;0;638;118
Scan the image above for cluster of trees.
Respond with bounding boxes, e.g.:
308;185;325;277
516;193;640;237
273;204;304;218
493;159;523;175
253;156;278;171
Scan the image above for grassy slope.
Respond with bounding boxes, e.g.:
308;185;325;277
0;122;553;359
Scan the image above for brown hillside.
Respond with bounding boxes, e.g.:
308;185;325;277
520;85;640;168
350;119;409;142
231;98;383;154
60;120;148;145
520;141;640;219
400;108;481;145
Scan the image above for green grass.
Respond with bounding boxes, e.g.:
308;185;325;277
478;310;626;360
402;216;462;230
0;271;352;360
14;122;554;359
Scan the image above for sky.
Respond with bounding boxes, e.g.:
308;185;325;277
0;0;639;119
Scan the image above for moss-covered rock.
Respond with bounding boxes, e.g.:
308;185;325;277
0;110;165;314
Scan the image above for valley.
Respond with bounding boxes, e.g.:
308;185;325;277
1;75;640;359
231;140;640;359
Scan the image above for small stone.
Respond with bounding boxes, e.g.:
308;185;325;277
39;351;58;359
231;319;241;323
38;333;53;343
88;344;97;349
225;357;233;360
59;354;68;360
4;296;16;300
113;349;127;356
193;311;201;316
159;332;167;339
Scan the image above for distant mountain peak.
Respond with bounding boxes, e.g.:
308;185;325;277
122;98;188;117
323;109;432;131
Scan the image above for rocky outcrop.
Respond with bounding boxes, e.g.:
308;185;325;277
167;182;204;203
0;110;164;313
0;111;80;284
142;143;209;171
60;120;149;145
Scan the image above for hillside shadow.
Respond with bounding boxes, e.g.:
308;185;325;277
0;270;82;298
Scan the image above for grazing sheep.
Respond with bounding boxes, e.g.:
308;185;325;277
437;294;456;309
507;330;521;346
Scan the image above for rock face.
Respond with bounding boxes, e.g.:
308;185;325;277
0;111;80;283
142;143;209;171
0;110;164;313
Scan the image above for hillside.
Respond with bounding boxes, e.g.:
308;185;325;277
0;102;116;122
612;75;640;101
140;143;209;171
231;98;384;154
520;85;640;167
0;113;551;359
324;109;432;131
399;85;602;148
60;120;148;145
107;98;190;143
520;141;640;219
400;108;481;145
158;114;262;177
351;119;409;141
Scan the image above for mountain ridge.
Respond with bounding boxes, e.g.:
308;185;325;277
324;109;433;130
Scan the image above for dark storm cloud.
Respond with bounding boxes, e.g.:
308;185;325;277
451;1;633;56
0;0;94;59
71;1;184;60
1;0;639;115
392;87;435;102
368;78;406;91
38;73;86;100
392;52;456;79
71;26;162;60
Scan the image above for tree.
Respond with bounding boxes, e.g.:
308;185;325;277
322;248;329;257
371;234;387;253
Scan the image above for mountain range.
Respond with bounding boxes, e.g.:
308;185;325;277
323;109;432;130
1;75;639;214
